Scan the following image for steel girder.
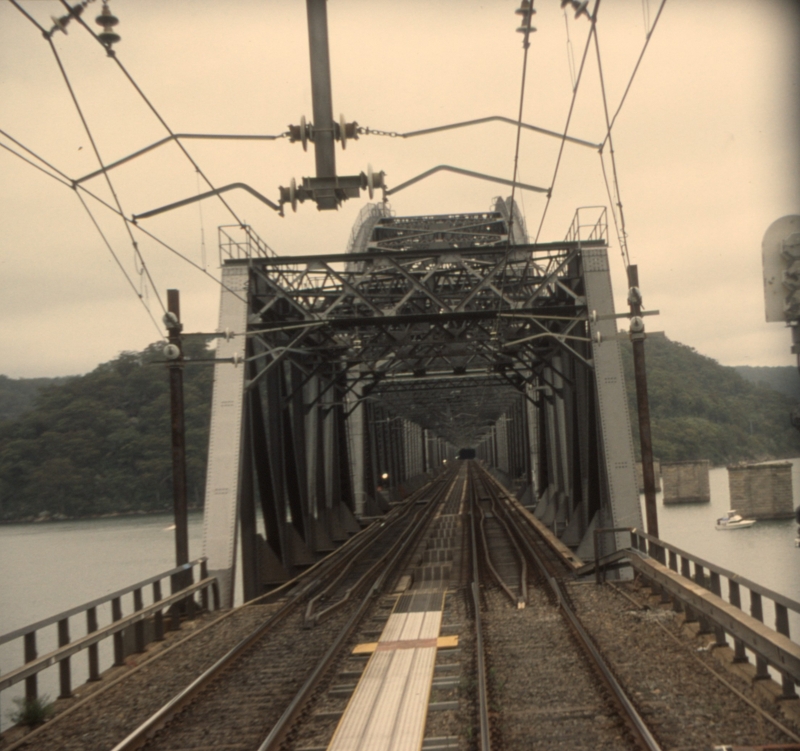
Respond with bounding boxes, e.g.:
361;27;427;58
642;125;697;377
202;202;642;604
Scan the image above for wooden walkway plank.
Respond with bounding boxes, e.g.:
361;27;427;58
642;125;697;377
327;590;446;751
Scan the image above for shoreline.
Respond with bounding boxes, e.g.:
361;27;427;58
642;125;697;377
0;506;203;526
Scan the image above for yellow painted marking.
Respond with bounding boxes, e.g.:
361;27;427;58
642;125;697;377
351;634;458;655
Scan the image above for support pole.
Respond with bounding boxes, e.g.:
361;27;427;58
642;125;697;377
165;289;190;576
627;266;661;558
306;0;337;208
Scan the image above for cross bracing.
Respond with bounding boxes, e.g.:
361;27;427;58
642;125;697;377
202;201;643;606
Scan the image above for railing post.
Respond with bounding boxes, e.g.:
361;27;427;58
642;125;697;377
775;603;798;699
57;618;72;698
133;588;145;654
728;580;748;663
24;631;37;701
750;591;770;680
594;529;602;585
694;564;713;635
708;572;727;647
87;606;100;680
169;573;181;631
680;558;697;623
112;596;125;667
153;581;165;642
200;560;209;611
668;550;678;572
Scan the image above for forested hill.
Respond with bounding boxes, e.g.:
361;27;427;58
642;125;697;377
620;335;800;464
0;340;213;522
735;365;800;401
0;375;72;422
0;335;798;522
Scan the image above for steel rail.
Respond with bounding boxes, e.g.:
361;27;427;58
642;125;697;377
109;474;450;751
305;483;442;624
475;493;520;608
478;471;528;607
468;466;493;751
256;467;460;751
477;465;663;751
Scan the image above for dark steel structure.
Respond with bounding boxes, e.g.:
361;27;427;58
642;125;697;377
202;200;643;606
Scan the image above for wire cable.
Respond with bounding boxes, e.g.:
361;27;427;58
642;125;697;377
508;7;535;242
563;7;577;90
73;190;165;337
0;133;163;335
533;0;600;243
600;0;667;150
598;148;627;267
46;35;167;314
59;0;260;231
0;127;74;183
0;129;249;306
0;141;73;189
592;23;631;267
7;0;47;34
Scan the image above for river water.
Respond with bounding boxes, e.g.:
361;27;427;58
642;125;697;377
1;464;799;730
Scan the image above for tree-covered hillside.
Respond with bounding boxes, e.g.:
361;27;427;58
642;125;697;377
735;365;800;402
621;335;800;464
0;375;72;422
0;334;798;522
0;341;213;522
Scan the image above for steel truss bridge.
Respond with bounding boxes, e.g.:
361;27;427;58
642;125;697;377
202;199;643;606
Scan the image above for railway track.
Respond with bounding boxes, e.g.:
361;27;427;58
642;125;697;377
468;462;663;751
109;467;459;751
11;461;795;751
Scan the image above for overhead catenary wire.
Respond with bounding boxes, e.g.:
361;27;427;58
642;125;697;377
73;190;166;338
600;0;667;150
7;0;47;34
5;2;252;311
0;141;73;189
598;149;627;268
507;3;536;242
58;0;271;235
45;34;167;315
592;23;631;268
0;126;75;184
563;7;577;90
0;131;164;336
533;0;600;243
0;129;249;306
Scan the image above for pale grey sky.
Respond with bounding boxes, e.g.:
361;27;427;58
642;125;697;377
1;0;798;377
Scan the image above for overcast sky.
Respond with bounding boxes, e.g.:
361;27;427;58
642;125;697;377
1;0;798;378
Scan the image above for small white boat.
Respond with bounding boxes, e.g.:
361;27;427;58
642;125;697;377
715;510;756;530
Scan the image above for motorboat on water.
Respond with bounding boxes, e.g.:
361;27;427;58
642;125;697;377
715;510;756;530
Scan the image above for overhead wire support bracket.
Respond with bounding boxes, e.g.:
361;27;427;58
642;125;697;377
133;183;281;221
361;116;600;150
385;166;548;197
75;132;290;185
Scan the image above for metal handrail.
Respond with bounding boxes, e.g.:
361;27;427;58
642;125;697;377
629;529;800;615
0;558;218;705
0;558;209;646
592;527;800;698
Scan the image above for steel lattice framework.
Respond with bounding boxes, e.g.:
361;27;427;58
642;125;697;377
202;201;643;606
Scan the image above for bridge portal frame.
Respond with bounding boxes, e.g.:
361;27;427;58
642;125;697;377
202;210;642;607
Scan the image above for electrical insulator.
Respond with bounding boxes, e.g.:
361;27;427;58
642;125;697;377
96;2;121;47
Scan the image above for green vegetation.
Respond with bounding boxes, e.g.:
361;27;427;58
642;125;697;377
621;334;800;464
735;365;800;401
8;695;55;726
0;334;797;522
0;376;71;422
0;340;212;522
